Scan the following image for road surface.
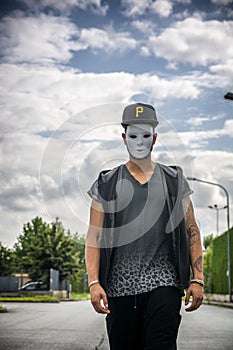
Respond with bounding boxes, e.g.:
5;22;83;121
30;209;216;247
0;301;232;349
0;300;106;350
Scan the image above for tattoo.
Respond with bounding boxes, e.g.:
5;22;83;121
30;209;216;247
183;197;201;247
193;255;203;273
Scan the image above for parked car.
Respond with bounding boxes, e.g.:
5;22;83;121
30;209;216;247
18;281;48;291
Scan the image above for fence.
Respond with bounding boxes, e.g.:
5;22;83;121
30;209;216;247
0;269;70;298
0;276;18;292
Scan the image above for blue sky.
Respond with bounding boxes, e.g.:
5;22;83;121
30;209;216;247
0;0;233;246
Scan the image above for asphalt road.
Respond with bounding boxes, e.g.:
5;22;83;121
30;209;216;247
178;304;233;350
0;301;106;350
0;301;232;350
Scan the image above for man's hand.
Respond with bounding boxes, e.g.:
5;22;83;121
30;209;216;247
185;283;203;312
90;283;110;314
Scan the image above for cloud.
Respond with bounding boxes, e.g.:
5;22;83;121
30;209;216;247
131;20;156;34
151;0;173;18
186;149;233;233
209;59;233;81
19;0;109;15
211;0;233;5
0;13;79;64
147;17;233;67
0;13;137;65
121;0;173;18
121;0;151;17
222;119;233;136
186;117;212;126
78;25;137;52
0;174;40;212
175;0;191;4
179;125;233;152
1;62;210;144
1;3;233;247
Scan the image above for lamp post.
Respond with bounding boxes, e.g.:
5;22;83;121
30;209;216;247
224;92;233;100
208;204;228;236
187;177;232;302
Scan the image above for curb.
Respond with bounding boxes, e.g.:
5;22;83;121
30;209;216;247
0;306;8;313
203;300;233;309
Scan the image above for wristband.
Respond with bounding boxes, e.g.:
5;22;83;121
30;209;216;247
190;279;204;287
88;280;100;288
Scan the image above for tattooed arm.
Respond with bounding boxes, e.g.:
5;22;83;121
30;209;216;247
183;196;204;312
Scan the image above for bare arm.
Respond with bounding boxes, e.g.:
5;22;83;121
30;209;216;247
183;196;204;312
85;200;110;314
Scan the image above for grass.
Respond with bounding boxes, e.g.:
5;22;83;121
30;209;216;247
0;296;59;303
70;292;90;300
0;304;8;312
0;293;90;303
0;292;90;303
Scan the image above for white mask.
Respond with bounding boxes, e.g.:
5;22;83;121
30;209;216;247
125;124;154;160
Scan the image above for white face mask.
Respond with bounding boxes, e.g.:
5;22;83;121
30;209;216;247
125;124;154;160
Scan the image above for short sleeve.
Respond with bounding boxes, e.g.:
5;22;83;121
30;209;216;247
181;176;193;199
87;178;102;203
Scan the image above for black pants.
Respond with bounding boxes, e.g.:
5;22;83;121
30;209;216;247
106;287;182;350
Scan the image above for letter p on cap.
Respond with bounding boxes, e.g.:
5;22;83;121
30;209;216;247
136;106;143;117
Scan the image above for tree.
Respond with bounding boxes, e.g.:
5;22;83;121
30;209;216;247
203;234;214;293
71;234;87;293
203;234;213;250
14;217;80;284
0;242;15;276
203;243;213;293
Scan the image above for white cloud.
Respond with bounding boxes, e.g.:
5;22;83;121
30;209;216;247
211;0;233;5
1;62;210;136
121;0;151;17
165;61;178;70
186;117;211;126
121;0;173;18
209;59;233;81
222;119;233;136
20;0;109;15
175;0;191;4
137;73;201;100
147;18;233;67
0;13;79;64
0;13;137;65
131;20;156;34
140;46;151;56
180;126;233;151
185;149;233;236
78;25;137;52
151;0;173;18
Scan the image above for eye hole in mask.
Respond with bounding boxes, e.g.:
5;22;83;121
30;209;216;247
129;133;152;139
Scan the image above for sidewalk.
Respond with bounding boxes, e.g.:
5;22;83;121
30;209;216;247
204;293;233;308
203;300;233;309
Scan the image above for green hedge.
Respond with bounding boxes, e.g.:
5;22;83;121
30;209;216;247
211;228;233;294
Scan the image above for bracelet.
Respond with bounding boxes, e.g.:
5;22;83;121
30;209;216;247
190;279;204;287
88;280;100;288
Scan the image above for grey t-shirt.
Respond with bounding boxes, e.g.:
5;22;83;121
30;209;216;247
88;163;192;297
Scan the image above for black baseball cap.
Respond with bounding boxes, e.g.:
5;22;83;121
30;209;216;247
121;103;158;128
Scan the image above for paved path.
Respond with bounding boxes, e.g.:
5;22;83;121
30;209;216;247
0;301;106;350
0;301;232;349
178;304;233;350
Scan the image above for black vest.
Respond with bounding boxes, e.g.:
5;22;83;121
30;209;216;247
96;163;191;292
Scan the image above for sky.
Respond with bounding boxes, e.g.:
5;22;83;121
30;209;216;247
0;0;233;247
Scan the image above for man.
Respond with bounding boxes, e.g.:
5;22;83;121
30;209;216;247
85;102;203;350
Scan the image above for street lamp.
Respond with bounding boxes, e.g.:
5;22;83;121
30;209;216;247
208;204;228;236
187;177;232;302
224;92;233;100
